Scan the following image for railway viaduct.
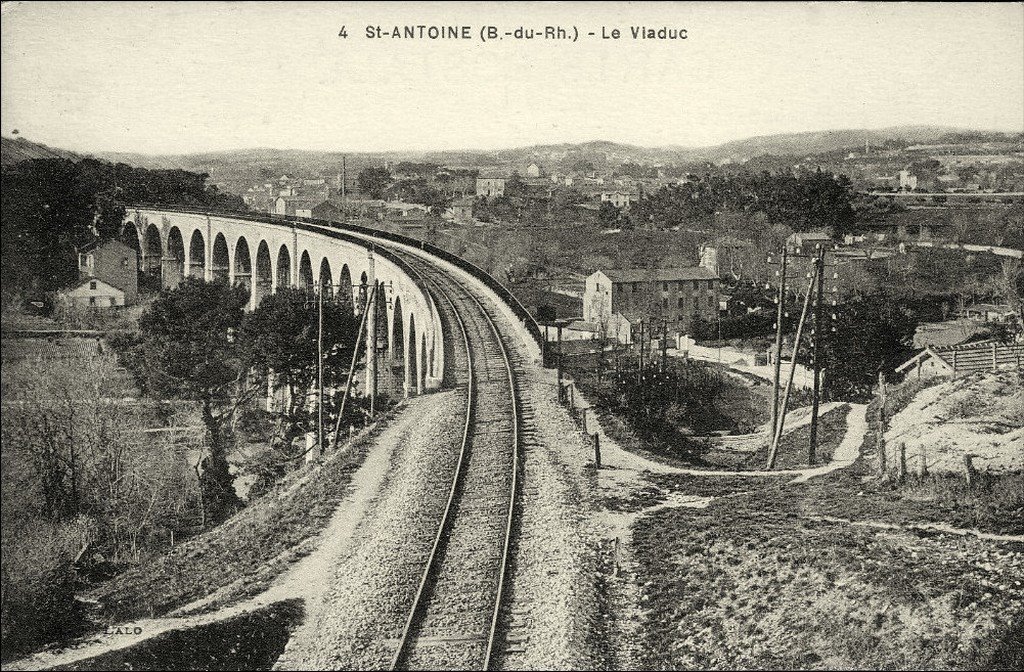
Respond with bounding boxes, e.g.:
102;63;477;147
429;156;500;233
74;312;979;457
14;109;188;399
125;207;459;395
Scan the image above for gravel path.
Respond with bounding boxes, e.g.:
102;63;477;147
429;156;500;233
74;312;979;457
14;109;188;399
587;401;868;482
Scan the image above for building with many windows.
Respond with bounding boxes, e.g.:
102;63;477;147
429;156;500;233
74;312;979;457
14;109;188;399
475;176;506;198
582;267;720;343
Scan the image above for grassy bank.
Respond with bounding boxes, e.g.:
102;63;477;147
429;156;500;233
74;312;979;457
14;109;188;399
631;472;1024;670
90;412;394;623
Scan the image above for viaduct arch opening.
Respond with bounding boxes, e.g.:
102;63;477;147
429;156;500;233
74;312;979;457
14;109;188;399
189;230;206;278
254;241;272;308
212;233;230;282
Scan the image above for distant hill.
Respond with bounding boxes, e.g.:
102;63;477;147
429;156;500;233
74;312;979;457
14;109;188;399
1;136;82;166
698;125;1021;162
6;124;1019;188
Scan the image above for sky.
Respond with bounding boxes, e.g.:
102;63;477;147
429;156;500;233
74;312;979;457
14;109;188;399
2;1;1023;155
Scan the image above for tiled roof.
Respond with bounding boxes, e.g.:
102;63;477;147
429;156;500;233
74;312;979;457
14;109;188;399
899;339;1024;375
1;336;104;361
599;267;719;283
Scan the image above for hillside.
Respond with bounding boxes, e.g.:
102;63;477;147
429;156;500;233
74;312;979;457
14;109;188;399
0;136;82;166
884;371;1023;474
6;124;1018;192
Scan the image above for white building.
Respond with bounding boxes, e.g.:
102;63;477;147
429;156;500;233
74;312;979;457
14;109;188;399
61;278;127;308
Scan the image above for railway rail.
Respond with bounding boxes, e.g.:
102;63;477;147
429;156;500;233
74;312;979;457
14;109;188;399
388;250;521;671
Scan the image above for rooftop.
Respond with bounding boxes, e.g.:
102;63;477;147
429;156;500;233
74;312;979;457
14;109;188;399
598;267;719;283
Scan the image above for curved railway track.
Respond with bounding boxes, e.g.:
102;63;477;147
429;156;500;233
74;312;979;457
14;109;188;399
388;250;521;671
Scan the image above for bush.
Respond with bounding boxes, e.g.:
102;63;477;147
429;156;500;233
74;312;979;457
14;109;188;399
0;517;93;660
692;311;775;341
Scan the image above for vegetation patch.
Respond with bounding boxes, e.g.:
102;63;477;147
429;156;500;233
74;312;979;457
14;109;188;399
88;414;390;624
631;481;1024;670
748;403;849;470
794;470;1024;537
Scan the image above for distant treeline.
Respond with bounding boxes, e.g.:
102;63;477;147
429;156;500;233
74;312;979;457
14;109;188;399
1;158;246;294
629;169;856;236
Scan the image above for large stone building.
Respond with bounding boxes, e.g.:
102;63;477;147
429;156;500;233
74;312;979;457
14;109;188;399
583;267;720;342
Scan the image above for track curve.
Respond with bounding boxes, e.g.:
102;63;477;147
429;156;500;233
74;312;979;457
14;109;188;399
388;251;521;671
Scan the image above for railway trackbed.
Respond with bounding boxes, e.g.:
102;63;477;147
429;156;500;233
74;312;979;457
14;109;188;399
388;252;522;671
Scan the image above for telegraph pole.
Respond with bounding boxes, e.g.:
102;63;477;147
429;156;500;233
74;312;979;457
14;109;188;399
769;246;788;439
366;248;377;419
808;244;826;465
317;283;324;458
637;319;645;380
766;259;818;470
661;319;668;372
341;155;348;224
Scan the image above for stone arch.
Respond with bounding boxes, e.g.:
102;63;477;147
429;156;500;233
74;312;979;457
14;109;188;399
121;221;142;270
337;264;354;315
375;281;390;348
428;333;437;382
276;244;292;289
212;233;230;282
234;236;253;304
189;230;206;278
419;329;428;394
318;257;333;296
143;222;162;275
407;313;418;396
391;296;405;361
298;251;314;293
254;240;273;308
391;296;407;396
164;227;185;289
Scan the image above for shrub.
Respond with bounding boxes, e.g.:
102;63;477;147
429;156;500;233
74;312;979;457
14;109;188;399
0;517;93;660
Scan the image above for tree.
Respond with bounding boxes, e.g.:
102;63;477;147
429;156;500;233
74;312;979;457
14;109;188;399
2;157;246;297
357;167;394;199
598;201;624;228
817;291;919;400
115;278;251;524
505;172;528;200
241;288;362;463
1;159;97;293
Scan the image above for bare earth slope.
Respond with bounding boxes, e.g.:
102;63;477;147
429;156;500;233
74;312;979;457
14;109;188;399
885;372;1024;474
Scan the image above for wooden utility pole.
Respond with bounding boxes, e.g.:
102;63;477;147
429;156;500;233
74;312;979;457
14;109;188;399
766;260;818;470
638;319;645;380
332;283;377;449
661;319;668;372
808;244;826;466
770;246;788;439
341;155;348;223
366;249;377;418
876;370;888;477
317;284;324;459
556;324;563;390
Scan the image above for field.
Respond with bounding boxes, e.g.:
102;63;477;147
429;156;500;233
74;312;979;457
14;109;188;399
621;467;1024;670
592;363;1024;670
